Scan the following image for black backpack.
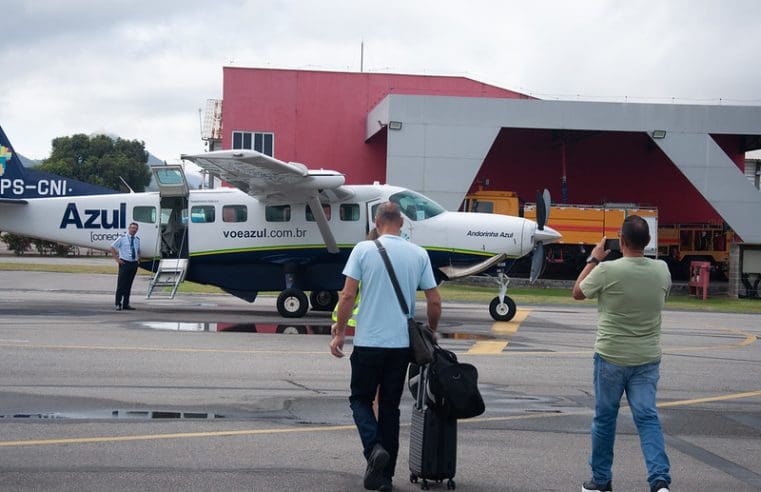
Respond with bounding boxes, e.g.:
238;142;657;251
428;348;485;419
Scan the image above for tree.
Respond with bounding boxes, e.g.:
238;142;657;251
1;233;32;256
38;133;152;192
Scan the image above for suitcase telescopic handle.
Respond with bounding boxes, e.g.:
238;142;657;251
416;366;426;410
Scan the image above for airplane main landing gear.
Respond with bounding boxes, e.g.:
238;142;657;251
309;290;338;311
277;288;309;318
489;272;517;321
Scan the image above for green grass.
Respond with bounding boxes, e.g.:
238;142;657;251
2;260;760;313
431;283;761;314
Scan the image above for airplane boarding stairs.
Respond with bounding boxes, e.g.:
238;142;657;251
146;258;188;299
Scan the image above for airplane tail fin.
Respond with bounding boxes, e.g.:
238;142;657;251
0;125;118;199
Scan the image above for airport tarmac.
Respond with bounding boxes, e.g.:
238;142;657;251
0;268;760;491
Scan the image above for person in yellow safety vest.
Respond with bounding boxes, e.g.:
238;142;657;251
331;228;379;327
332;285;360;327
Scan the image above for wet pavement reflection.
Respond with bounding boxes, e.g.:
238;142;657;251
1;410;225;420
136;322;353;336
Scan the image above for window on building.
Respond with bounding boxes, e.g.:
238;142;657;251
222;205;247;223
232;131;274;156
133;206;156;223
473;200;494;213
265;205;291;222
340;204;360;221
190;206;215;223
306;204;331;221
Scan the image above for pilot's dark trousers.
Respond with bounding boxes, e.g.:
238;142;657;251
115;260;139;308
349;346;409;480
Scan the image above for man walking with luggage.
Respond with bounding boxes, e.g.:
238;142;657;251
330;201;442;491
573;215;671;492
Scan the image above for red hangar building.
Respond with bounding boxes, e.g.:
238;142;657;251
217;66;761;245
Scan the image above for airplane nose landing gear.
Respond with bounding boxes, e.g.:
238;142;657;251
489;272;517;321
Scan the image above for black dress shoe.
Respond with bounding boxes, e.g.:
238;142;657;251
122;305;136;311
115;305;122;311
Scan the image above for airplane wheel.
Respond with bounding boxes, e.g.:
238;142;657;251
277;288;309;318
276;325;307;334
309;290;338;311
489;296;516;322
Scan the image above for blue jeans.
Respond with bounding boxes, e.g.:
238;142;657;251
349;346;409;479
590;353;671;487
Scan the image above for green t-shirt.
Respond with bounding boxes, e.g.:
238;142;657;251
580;256;671;366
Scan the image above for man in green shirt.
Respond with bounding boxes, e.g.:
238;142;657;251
573;215;671;492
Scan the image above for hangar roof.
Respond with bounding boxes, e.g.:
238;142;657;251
368;95;761;242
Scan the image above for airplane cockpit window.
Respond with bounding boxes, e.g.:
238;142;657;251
223;205;247;223
306;204;331;222
133;206;156;223
265;205;291;222
190;205;215;223
389;190;445;221
340;204;360;221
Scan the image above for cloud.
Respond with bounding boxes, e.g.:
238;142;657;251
2;0;760;161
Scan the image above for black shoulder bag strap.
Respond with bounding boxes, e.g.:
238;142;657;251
373;239;411;318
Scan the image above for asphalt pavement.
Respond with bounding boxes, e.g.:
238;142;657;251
0;264;759;491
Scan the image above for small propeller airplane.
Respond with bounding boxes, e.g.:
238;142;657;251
0;125;560;321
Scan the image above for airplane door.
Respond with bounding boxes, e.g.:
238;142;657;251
151;166;190;258
366;199;411;240
366;199;382;237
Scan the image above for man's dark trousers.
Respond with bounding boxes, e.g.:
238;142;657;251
349;346;409;480
115;261;139;308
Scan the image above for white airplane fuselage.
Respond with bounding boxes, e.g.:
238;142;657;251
0;184;558;297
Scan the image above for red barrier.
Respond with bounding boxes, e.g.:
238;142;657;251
688;261;711;300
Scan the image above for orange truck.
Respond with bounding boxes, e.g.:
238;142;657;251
657;223;734;278
462;190;658;274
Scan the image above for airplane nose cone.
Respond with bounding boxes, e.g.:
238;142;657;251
534;225;561;244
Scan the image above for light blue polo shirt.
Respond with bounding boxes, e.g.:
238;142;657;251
111;234;140;262
342;234;437;348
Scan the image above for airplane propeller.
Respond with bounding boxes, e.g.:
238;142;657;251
529;189;551;283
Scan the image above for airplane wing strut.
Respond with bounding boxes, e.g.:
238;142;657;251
306;194;339;253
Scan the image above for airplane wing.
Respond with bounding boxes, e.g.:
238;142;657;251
182;150;346;196
182;150;347;253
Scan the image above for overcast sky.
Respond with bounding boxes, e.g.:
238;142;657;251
2;0;760;162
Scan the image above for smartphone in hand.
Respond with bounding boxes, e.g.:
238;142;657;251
604;238;620;252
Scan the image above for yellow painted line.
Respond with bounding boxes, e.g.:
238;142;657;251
465;309;531;354
665;329;757;353
0;343;328;355
4;389;760;448
0;329;754;359
466;341;508;354
0;424;356;448
490;309;530;334
657;389;761;408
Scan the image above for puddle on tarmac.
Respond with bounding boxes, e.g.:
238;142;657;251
136;322;353;336
136;322;495;341
438;332;496;341
0;410;225;420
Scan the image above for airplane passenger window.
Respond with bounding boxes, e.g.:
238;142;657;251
133;206;156;223
190;206;215;223
389;190;445;221
340;204;360;221
265;205;291;222
306;204;331;222
223;205;247;223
